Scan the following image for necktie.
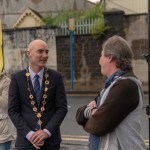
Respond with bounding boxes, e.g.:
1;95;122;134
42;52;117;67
34;74;41;106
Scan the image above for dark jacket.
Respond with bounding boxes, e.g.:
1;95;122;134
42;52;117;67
8;68;68;149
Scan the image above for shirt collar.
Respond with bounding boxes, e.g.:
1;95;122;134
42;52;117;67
29;67;44;80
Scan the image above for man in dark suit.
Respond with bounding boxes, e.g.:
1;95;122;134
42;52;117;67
8;39;68;150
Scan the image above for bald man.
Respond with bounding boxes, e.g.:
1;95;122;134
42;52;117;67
8;39;68;150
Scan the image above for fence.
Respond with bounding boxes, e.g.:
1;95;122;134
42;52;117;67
55;18;103;36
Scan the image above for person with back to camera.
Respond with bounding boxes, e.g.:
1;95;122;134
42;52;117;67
76;35;146;150
0;70;16;150
8;39;68;150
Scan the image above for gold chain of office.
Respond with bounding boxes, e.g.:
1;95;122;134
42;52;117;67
26;68;49;129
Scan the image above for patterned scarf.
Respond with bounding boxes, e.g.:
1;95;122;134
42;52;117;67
104;70;125;89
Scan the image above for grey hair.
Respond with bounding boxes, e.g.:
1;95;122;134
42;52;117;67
102;35;133;71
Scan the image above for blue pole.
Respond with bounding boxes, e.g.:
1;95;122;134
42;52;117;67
70;30;74;89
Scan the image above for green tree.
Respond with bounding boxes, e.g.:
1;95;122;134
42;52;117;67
43;3;109;38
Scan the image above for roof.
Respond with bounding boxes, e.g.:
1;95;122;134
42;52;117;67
12;7;45;28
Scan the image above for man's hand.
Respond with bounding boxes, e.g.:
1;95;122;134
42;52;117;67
87;100;97;107
30;130;49;149
31;141;44;149
30;130;48;145
91;108;98;115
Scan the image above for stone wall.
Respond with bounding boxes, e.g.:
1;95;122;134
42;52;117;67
2;11;148;91
124;14;148;83
3;27;57;74
56;12;148;90
56;35;103;84
56;10;125;90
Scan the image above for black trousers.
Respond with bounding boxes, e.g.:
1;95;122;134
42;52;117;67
15;144;60;150
40;144;60;150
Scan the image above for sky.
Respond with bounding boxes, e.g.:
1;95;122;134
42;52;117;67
88;0;100;3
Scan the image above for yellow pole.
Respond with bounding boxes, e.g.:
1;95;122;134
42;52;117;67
0;19;3;73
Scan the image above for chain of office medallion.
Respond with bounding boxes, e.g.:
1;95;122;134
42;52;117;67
25;68;49;127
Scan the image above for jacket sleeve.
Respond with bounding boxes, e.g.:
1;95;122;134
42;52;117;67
76;105;88;126
8;74;31;137
83;79;139;136
44;73;68;134
0;76;10;111
76;94;100;126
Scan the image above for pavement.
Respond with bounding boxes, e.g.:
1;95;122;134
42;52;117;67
65;83;148;95
60;89;150;150
61;143;88;150
10;87;149;150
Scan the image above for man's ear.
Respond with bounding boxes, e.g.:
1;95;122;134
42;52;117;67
108;55;113;63
26;50;30;57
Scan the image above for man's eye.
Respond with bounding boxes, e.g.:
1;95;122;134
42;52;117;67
37;49;43;53
37;49;49;54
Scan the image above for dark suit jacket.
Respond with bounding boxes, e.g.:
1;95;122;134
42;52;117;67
8;68;68;149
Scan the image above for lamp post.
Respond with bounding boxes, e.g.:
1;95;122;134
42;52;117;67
68;18;75;90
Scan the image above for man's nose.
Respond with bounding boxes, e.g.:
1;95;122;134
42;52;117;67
42;52;48;58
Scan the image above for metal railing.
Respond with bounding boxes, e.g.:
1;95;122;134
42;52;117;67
55;18;103;36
